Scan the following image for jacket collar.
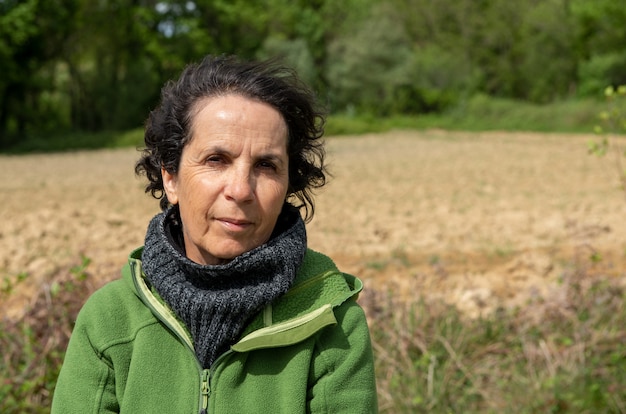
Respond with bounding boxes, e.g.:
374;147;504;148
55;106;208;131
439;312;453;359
124;247;363;353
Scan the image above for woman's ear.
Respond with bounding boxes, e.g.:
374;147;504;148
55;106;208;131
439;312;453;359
161;167;179;205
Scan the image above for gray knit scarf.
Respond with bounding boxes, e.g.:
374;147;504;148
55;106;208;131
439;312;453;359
141;204;307;368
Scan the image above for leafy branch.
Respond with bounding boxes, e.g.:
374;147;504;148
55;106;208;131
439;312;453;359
589;85;626;198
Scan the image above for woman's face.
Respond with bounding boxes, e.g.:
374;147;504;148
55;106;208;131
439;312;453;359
162;94;290;265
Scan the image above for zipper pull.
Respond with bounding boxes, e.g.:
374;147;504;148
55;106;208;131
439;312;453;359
200;369;210;413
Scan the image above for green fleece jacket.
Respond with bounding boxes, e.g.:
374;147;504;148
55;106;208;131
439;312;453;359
52;247;378;413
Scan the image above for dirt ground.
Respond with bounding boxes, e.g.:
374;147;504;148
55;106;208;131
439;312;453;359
2;130;626;319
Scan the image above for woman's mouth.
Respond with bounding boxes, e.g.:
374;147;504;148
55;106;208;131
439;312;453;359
217;217;253;231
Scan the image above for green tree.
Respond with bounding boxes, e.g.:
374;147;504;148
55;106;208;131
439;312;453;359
64;0;197;131
193;0;351;95
325;2;415;114
572;0;626;96
255;0;330;93
518;0;578;102
0;0;79;143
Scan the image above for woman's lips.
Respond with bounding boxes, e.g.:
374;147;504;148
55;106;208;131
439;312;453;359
217;217;253;231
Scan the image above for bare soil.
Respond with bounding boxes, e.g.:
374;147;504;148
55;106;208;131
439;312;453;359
2;130;626;319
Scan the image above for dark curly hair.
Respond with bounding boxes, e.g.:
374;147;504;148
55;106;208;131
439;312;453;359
135;55;327;221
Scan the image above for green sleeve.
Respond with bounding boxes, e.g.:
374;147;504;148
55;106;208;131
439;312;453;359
51;304;120;413
308;300;378;413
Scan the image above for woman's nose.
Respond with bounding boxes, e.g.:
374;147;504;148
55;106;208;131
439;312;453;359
224;166;254;202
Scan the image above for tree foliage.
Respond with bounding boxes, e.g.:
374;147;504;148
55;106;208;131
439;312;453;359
0;0;79;144
1;0;626;146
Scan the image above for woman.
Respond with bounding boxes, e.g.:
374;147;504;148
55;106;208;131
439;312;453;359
52;55;378;413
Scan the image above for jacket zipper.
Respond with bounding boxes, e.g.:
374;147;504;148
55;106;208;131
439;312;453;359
199;369;210;414
198;349;235;414
130;262;215;414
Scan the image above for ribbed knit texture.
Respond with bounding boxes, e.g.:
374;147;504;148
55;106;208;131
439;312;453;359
141;204;307;368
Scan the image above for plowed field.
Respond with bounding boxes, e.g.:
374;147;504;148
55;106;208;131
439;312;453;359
3;130;626;318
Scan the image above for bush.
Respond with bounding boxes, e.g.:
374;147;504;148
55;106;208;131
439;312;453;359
0;257;93;413
366;266;626;413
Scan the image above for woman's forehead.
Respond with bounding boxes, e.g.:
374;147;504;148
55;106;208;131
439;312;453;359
184;95;288;153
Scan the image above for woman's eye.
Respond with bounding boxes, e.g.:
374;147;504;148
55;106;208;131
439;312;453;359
257;160;277;171
206;155;225;164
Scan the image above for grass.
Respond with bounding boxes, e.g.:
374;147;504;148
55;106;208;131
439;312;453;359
367;265;626;413
324;96;606;137
0;128;145;154
1;253;625;413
